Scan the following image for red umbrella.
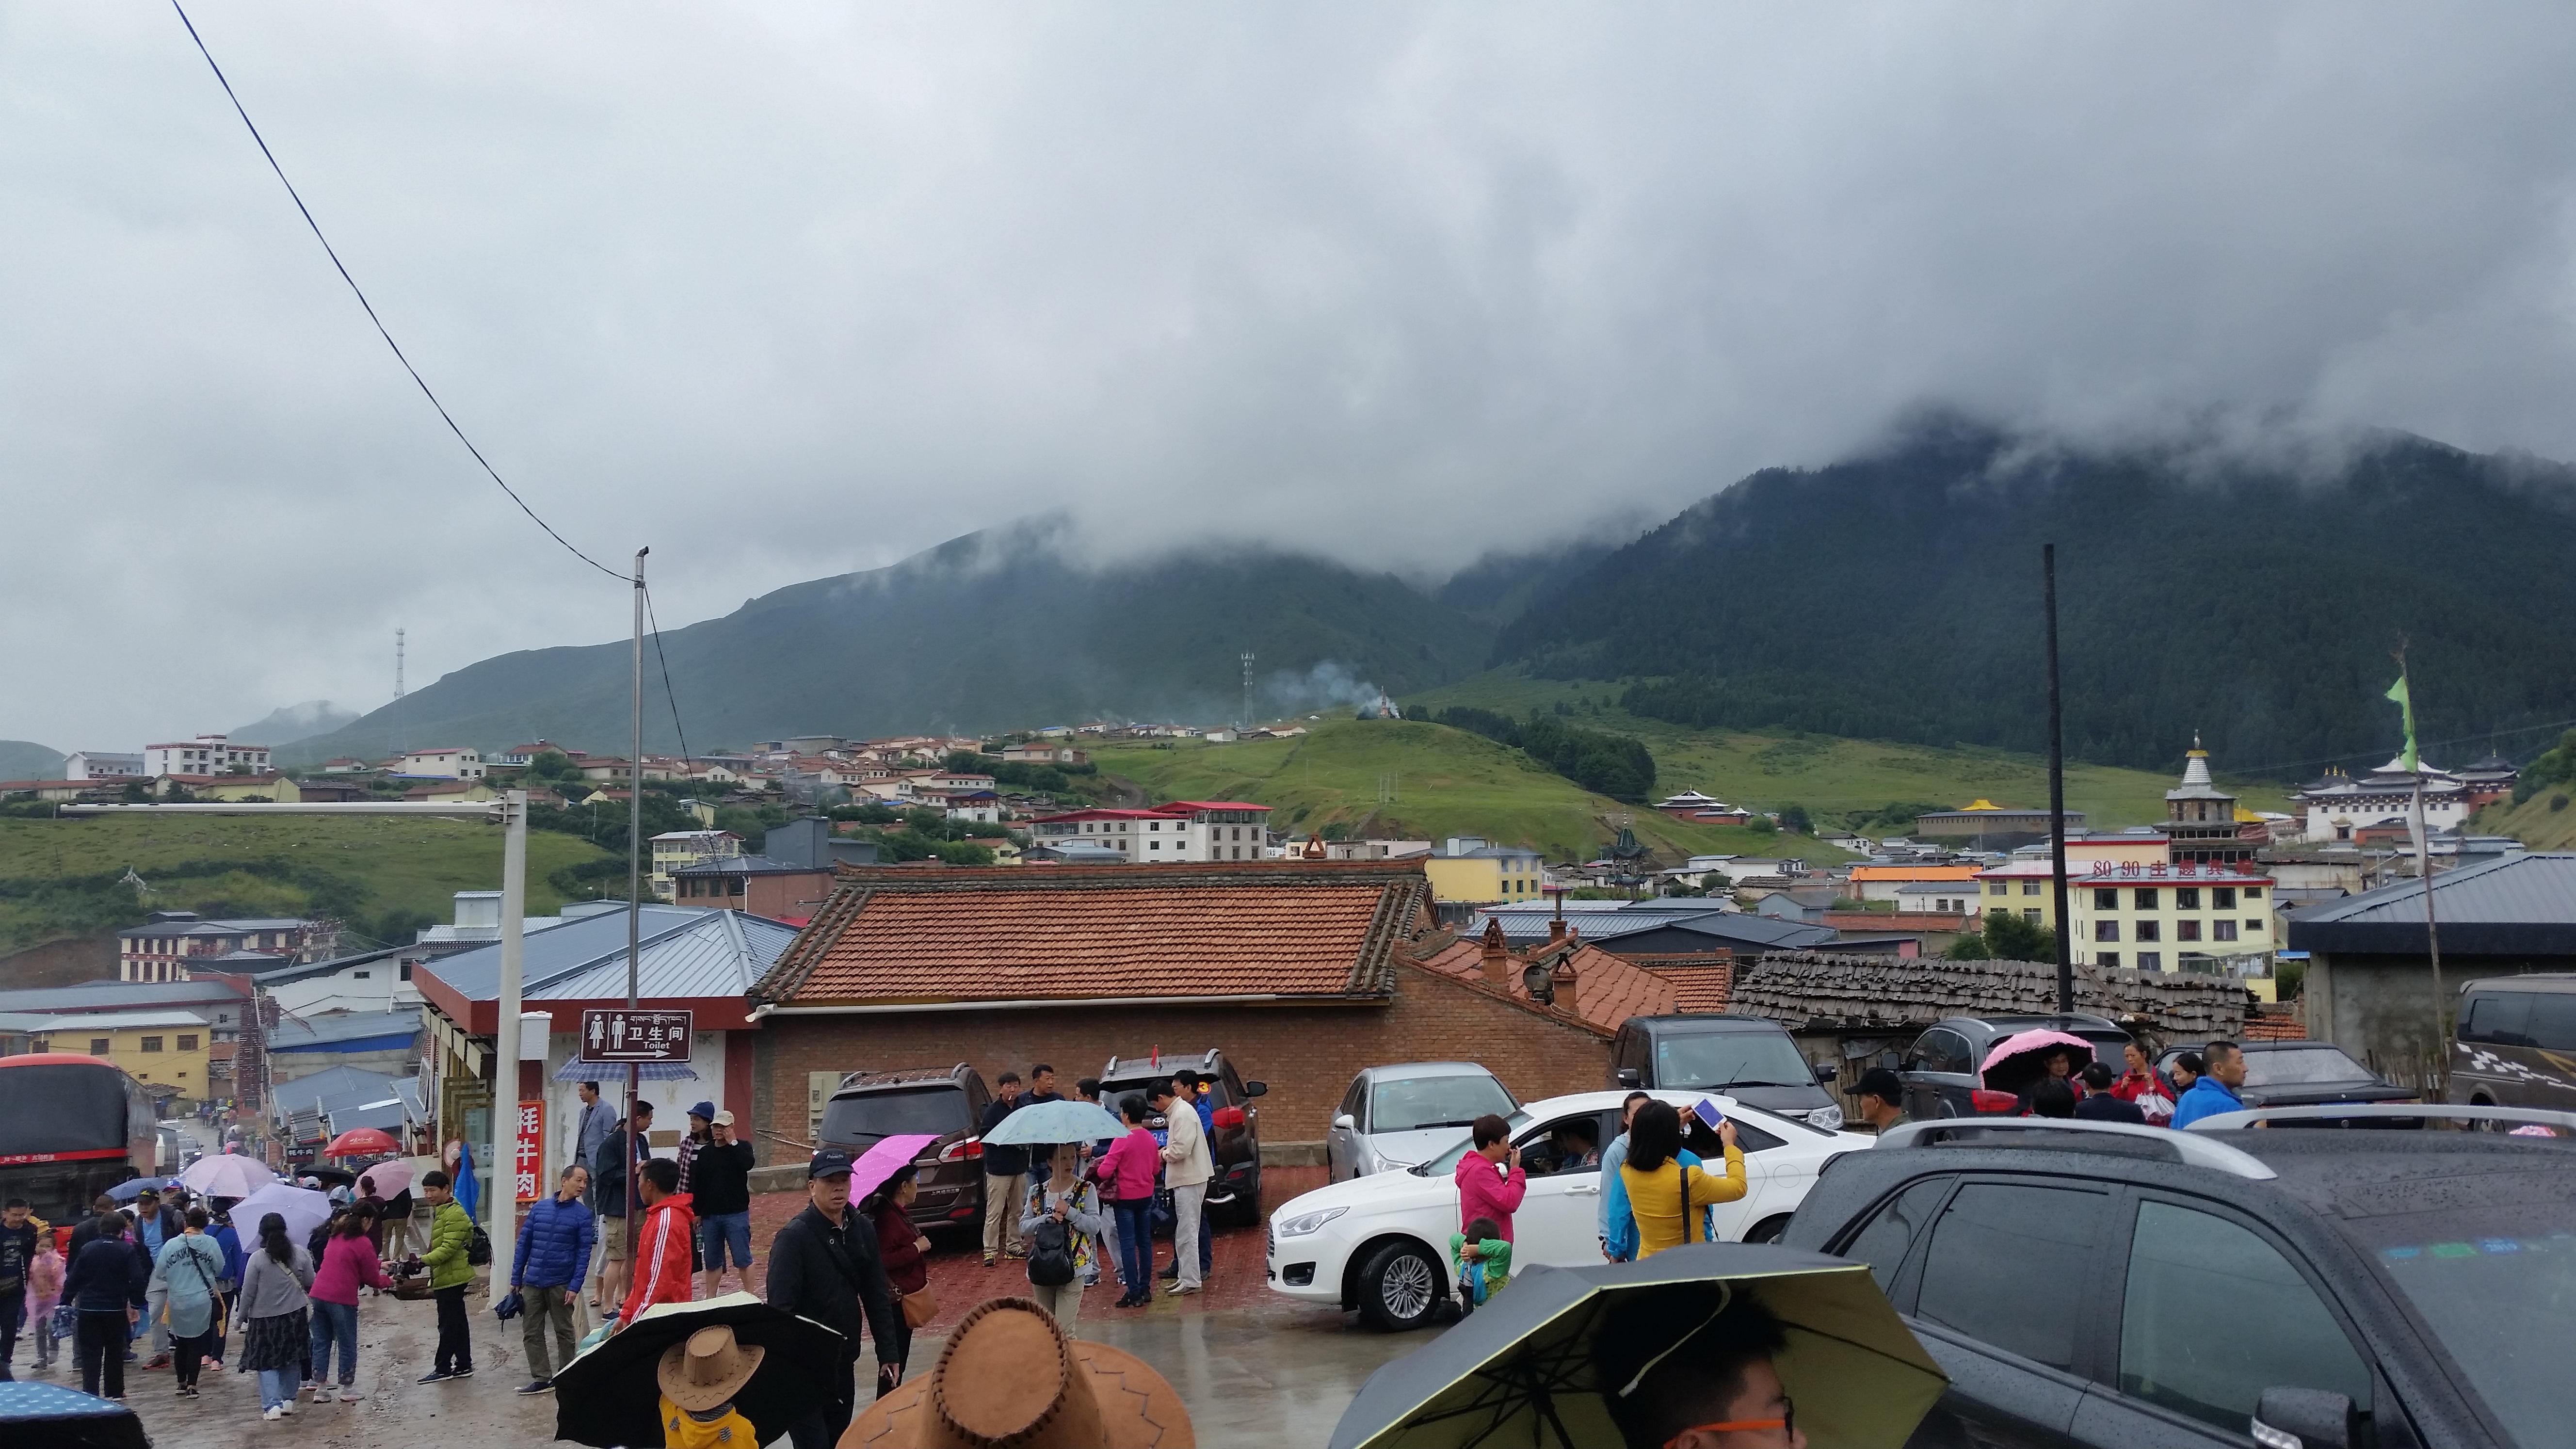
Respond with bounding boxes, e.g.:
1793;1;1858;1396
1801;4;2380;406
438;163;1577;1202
324;1127;401;1158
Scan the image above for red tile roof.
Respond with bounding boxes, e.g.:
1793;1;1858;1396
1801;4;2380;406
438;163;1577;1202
1406;932;1687;1035
2243;1006;2308;1041
754;861;1432;1008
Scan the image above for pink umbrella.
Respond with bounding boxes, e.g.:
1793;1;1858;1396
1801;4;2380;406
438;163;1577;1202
844;1134;943;1207
354;1159;415;1197
1980;1029;2100;1078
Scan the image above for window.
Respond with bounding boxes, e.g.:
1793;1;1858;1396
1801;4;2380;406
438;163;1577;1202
2135;920;2161;942
90;1038;110;1055
1515;1113;1610;1177
2094;888;2120;910
178;1034;198;1051
1839;1176;1953;1292
2025;909;2043;923
2247;918;2265;934
354;969;371;979
2243;886;2262;899
2213;887;2237;909
2212;920;2238;942
2117;1201;2369;1431
2097;952;2121;967
2022;881;2043;896
2459;992;2531;1046
2094;920;2120;943
2176;920;2202;942
1989;882;2008;897
2528;993;2576;1052
1916;1183;2111;1370
2134;888;2159;909
2175;887;2200;910
1909;1028;1974;1075
2138;951;2162;970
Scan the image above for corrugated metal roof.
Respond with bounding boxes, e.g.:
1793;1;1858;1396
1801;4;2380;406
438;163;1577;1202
268;1010;422;1050
1469;906;1835;951
270;1065;402;1118
2288;852;2576;957
423;906;799;1003
0;981;245;1013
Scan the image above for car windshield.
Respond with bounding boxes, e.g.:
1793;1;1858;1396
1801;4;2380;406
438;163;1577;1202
1655;1030;1816;1090
1416;1110;1535;1175
820;1087;964;1148
2245;1047;2374;1086
1370;1074;1516;1133
2338;1191;2576;1447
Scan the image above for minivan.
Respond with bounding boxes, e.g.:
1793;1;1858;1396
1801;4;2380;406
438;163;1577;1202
1610;1014;1844;1130
1098;1048;1269;1226
816;1063;992;1231
2450;974;2576;1117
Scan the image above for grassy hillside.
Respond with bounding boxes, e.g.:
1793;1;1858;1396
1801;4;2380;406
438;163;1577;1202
1403;669;2289;830
1092;719;1851;863
0;741;64;780
2472;793;2576;852
0;815;611;960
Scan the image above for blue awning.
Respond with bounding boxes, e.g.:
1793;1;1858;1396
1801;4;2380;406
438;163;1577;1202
552;1057;698;1082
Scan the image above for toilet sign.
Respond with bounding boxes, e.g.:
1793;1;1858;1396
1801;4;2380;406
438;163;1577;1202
577;1008;693;1063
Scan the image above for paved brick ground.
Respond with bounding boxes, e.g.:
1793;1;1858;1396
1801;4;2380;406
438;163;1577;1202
743;1165;1329;1330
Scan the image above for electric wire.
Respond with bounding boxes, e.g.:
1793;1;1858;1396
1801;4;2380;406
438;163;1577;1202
169;0;623;582
641;581;697;777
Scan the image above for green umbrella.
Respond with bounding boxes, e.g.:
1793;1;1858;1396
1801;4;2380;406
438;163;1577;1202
1331;1243;1947;1449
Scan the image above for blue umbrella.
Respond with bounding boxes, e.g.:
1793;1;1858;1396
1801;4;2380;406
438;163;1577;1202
454;1140;481;1221
979;1098;1125;1147
103;1177;173;1204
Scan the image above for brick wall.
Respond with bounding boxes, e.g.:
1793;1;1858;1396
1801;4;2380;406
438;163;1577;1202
748;963;1614;1167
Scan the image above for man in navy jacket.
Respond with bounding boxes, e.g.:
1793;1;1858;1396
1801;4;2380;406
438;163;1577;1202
511;1164;598;1393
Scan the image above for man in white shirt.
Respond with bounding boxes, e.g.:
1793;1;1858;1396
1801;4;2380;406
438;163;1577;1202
1149;1081;1210;1295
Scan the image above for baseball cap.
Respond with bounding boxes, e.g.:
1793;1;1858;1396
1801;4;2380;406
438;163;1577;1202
688;1100;717;1121
712;1110;735;1128
807;1149;854;1180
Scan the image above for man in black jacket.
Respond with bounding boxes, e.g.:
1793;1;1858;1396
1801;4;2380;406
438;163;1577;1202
692;1111;758;1297
978;1071;1028;1267
766;1150;903;1449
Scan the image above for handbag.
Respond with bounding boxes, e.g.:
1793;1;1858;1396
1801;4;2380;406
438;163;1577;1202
898;1284;938;1329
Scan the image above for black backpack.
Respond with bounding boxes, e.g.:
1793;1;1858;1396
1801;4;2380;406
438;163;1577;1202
1025;1214;1075;1288
467;1222;493;1268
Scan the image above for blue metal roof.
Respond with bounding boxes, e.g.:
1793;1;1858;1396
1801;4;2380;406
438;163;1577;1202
2288;852;2576;957
421;906;799;1004
1467;904;1837;951
268;1010;421;1052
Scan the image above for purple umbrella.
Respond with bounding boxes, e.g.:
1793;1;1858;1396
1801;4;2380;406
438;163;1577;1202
844;1134;942;1207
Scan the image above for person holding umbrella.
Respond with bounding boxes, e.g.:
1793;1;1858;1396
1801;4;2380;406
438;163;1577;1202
1017;1143;1106;1329
765;1149;904;1449
1597;1288;1807;1449
864;1167;931;1373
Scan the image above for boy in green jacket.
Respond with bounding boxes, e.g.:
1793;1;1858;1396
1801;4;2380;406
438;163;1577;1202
1450;1216;1512;1310
417;1172;477;1383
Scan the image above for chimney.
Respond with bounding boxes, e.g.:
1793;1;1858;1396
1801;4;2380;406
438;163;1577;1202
1551;955;1581;1021
1479;919;1513;987
1548;917;1566;944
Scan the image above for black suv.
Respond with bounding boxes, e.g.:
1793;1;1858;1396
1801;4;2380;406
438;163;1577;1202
1785;1112;2576;1448
1899;1013;2133;1120
1098;1049;1269;1227
817;1064;992;1232
1610;1014;1846;1130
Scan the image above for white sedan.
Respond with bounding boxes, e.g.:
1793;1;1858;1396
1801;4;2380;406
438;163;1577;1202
1265;1088;1871;1330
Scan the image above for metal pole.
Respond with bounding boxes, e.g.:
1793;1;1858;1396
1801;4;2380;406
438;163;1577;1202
2045;544;2073;1013
490;789;527;1304
626;548;646;1237
2412;773;2447;1097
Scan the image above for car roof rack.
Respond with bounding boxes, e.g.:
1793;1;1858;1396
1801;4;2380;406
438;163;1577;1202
2187;1103;2576;1133
1876;1116;2278;1180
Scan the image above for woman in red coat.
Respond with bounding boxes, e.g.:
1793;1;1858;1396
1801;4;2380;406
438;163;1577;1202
868;1167;931;1373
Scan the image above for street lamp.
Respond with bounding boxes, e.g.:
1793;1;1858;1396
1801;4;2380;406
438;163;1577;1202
66;795;530;1305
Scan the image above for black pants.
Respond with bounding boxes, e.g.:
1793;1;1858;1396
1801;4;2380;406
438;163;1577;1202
0;1291;20;1380
173;1330;214;1389
433;1284;473;1372
77;1312;126;1399
787;1349;858;1449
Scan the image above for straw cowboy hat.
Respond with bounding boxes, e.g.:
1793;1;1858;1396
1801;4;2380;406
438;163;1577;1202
840;1298;1194;1448
659;1325;767;1413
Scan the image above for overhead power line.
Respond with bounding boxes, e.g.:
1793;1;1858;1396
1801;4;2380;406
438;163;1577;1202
642;582;695;774
169;0;623;582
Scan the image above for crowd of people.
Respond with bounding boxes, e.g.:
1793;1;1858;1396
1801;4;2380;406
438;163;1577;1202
1839;1038;2248;1132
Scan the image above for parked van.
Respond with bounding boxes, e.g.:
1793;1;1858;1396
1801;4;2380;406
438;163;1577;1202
2449;975;2576;1117
1610;1015;1844;1130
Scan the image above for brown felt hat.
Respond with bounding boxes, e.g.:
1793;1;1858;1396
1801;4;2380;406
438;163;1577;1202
838;1298;1193;1449
658;1324;765;1413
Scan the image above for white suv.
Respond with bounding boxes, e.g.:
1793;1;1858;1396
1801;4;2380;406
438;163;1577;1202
1266;1088;1869;1330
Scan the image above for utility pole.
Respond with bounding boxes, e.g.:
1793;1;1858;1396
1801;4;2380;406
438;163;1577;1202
2044;545;2073;1013
625;548;647;1233
393;627;406;756
489;788;527;1304
2393;641;2447;1095
1241;653;1256;731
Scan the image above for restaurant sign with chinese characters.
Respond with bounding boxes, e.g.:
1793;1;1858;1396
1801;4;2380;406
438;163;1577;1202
577;1008;694;1063
514;1099;546;1204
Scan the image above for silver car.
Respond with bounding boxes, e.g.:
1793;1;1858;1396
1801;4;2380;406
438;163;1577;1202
1325;1063;1518;1182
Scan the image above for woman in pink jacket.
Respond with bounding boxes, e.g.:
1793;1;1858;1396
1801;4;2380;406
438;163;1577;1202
306;1208;394;1401
1097;1095;1164;1309
1453;1114;1527;1243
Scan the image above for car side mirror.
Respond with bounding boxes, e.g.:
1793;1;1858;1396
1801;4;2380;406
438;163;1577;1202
2252;1387;2357;1449
1615;1068;1642;1088
1332;1113;1356;1131
1243;1080;1268;1097
1812;1063;1839;1084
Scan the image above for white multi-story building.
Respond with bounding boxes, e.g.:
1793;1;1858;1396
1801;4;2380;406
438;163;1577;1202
145;735;271;778
64;752;146;780
1026;800;1273;862
398;747;485;779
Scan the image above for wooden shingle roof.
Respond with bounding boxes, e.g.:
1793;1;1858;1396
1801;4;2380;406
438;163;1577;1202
1727;952;2249;1039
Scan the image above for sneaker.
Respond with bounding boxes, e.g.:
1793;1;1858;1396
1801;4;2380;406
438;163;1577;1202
336;1387;364;1402
517;1378;552;1395
263;1406;285;1422
451;1365;474;1379
1156;1263;1178;1279
981;1255;996;1268
1167;1281;1201;1295
143;1355;171;1370
278;1400;297;1416
418;1369;454;1385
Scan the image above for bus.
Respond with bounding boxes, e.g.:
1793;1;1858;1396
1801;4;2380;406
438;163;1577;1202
0;1054;158;1221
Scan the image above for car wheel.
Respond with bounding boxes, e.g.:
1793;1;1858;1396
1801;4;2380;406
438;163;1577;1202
1355;1240;1443;1332
2468;1095;2504;1132
1217;1168;1264;1228
1742;1214;1792;1245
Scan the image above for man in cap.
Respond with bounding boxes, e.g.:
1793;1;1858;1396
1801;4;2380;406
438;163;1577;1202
593;1098;655;1311
692;1111;757;1298
766;1149;904;1449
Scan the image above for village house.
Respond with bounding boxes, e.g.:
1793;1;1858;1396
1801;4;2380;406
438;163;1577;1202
145;734;272;778
397;746;485;779
1025;800;1273;861
648;829;742;900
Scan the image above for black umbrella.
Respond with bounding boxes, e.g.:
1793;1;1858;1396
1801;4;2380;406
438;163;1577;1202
0;1381;151;1449
550;1292;847;1448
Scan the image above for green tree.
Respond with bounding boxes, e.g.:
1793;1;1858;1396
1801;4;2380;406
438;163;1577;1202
1778;803;1814;835
1977;908;2059;963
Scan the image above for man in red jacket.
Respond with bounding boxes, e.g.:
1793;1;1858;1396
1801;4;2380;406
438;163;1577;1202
614;1158;696;1329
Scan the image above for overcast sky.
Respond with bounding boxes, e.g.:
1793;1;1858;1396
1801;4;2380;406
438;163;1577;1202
8;3;2576;750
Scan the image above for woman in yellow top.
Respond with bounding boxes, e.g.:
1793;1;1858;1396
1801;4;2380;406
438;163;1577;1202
1616;1100;1747;1258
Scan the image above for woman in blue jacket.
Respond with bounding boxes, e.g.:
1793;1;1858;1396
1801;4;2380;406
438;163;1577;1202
61;1212;148;1400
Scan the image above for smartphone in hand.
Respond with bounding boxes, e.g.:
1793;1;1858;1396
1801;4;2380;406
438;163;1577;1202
1692;1098;1727;1131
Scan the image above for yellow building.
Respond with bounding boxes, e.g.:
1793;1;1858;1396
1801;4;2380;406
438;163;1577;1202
36;1010;214;1105
191;774;303;802
1422;837;1546;904
649;829;743;900
1974;858;2276;986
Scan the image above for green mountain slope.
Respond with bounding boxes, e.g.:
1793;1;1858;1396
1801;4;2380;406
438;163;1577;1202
1494;417;2576;777
0;741;65;781
0;815;610;957
283;525;1497;763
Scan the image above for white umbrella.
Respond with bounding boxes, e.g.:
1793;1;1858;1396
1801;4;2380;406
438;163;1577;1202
181;1154;277;1199
231;1182;332;1242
